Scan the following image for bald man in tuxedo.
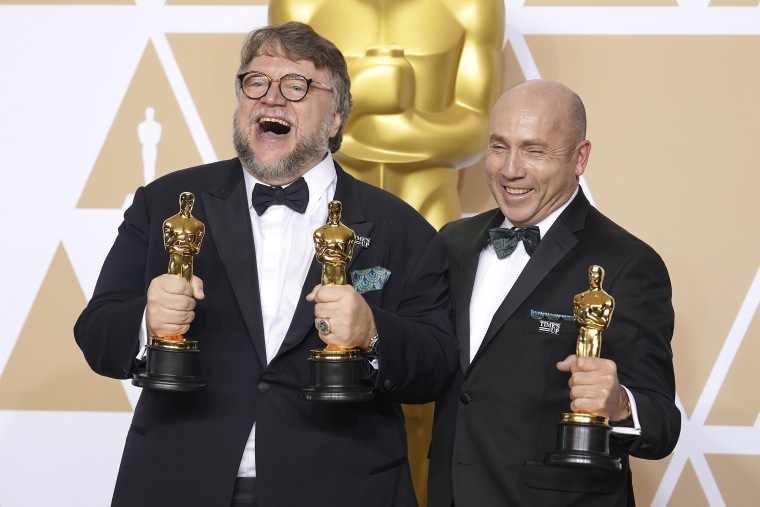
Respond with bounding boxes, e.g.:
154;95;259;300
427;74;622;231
428;80;680;506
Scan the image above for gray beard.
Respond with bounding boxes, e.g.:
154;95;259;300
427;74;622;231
233;115;332;183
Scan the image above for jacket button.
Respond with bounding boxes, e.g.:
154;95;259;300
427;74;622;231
460;392;471;404
257;381;270;393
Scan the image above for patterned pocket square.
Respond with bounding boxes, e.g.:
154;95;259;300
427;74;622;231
530;309;574;321
351;266;391;294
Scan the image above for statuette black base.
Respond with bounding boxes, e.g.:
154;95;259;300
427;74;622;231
132;343;207;392
300;350;374;402
542;419;621;469
523;418;622;493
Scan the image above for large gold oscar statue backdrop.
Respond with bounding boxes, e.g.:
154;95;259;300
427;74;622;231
269;2;504;501
2;2;760;506
269;0;505;230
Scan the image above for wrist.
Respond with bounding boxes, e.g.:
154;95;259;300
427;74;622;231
362;334;379;355
609;398;633;427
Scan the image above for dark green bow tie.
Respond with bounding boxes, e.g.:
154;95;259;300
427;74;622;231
488;226;540;259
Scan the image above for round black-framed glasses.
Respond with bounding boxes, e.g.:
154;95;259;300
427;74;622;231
237;71;333;102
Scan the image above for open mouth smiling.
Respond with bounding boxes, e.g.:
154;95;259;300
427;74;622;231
258;117;292;136
505;187;530;196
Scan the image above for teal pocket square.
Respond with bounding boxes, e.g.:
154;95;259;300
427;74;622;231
351;267;391;294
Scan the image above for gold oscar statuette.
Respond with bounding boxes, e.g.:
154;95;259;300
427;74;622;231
539;265;622;472
132;192;208;392
300;200;374;402
561;264;615;426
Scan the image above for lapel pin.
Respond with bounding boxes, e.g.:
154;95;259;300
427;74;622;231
355;236;371;248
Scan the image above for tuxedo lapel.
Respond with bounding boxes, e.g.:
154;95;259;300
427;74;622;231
330;164;374;273
275;162;375;357
277;258;322;356
472;191;590;366
202;161;267;368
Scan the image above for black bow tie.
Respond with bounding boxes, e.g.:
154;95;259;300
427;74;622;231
251;177;309;215
488;226;541;259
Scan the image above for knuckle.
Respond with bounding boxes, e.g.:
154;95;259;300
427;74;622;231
172;327;186;337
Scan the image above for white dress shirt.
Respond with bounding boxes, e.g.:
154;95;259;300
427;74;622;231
237;153;337;477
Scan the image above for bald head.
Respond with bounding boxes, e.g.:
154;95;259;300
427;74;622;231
497;80;587;148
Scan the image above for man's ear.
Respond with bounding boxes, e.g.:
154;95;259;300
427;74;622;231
575;140;591;177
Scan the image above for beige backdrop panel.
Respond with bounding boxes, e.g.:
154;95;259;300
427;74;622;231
1;3;759;507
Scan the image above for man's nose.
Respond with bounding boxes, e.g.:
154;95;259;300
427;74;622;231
259;82;287;105
501;152;526;178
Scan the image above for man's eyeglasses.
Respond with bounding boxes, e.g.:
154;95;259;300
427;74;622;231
237;71;333;102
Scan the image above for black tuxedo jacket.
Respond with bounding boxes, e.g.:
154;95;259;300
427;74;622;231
427;189;680;507
75;158;458;507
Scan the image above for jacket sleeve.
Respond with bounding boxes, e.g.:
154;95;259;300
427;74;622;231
74;187;152;380
606;246;681;460
369;231;459;404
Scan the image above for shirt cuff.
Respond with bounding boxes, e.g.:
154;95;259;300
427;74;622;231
136;306;148;360
610;385;642;436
